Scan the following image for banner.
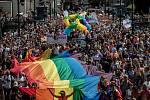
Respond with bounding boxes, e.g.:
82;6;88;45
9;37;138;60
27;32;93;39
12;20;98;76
91;12;99;24
55;35;67;44
75;36;86;47
47;34;55;44
123;19;131;29
47;34;67;44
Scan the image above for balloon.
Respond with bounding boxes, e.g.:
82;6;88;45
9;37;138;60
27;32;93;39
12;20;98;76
82;18;87;24
85;24;92;30
68;22;77;29
77;15;83;20
77;23;87;31
69;14;77;19
77;24;87;31
76;19;87;31
79;17;92;30
87;15;92;19
87;19;97;24
76;19;80;23
87;15;98;24
85;30;89;34
63;13;92;36
80;12;87;17
64;28;73;36
64;18;70;27
79;17;87;25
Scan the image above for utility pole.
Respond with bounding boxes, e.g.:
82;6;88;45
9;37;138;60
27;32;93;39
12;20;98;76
108;0;110;17
34;0;36;28
119;0;122;30
104;0;106;15
131;0;134;34
17;0;20;35
61;0;64;11
111;0;115;22
54;0;56;19
49;0;51;19
44;0;46;22
30;0;31;11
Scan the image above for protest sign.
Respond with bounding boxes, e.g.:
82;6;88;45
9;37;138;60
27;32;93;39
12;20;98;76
47;34;55;44
55;35;67;44
91;12;99;24
47;34;67;44
123;19;131;29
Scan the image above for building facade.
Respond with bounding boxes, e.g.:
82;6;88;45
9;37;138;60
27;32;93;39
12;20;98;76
0;0;62;17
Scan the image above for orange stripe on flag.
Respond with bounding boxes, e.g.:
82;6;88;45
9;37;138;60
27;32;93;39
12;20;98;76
18;62;54;87
36;89;54;100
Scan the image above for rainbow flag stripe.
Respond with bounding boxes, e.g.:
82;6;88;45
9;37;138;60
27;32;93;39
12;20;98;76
11;58;100;100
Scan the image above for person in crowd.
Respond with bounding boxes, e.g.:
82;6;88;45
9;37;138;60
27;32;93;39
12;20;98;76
17;72;27;87
120;75;132;99
1;70;14;100
139;84;150;100
131;86;139;100
50;90;74;100
143;74;150;90
0;7;149;100
0;69;3;99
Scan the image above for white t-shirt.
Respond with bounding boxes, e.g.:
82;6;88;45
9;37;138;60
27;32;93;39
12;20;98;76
17;76;26;87
2;75;14;89
144;81;150;90
126;89;132;99
63;10;68;17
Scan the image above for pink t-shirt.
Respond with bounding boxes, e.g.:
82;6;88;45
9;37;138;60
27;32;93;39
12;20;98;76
133;36;139;44
140;90;150;100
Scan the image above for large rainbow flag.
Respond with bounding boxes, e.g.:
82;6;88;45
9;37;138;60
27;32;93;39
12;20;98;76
11;57;100;100
22;48;52;62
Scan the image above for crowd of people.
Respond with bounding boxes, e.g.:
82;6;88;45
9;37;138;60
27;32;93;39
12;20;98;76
0;8;150;100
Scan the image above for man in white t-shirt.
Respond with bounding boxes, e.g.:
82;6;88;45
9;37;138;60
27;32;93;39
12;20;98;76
2;70;14;100
17;72;27;87
63;10;68;17
143;74;150;90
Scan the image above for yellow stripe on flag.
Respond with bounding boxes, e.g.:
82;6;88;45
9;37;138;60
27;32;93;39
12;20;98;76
38;59;59;81
39;48;52;61
53;80;70;88
38;59;73;100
